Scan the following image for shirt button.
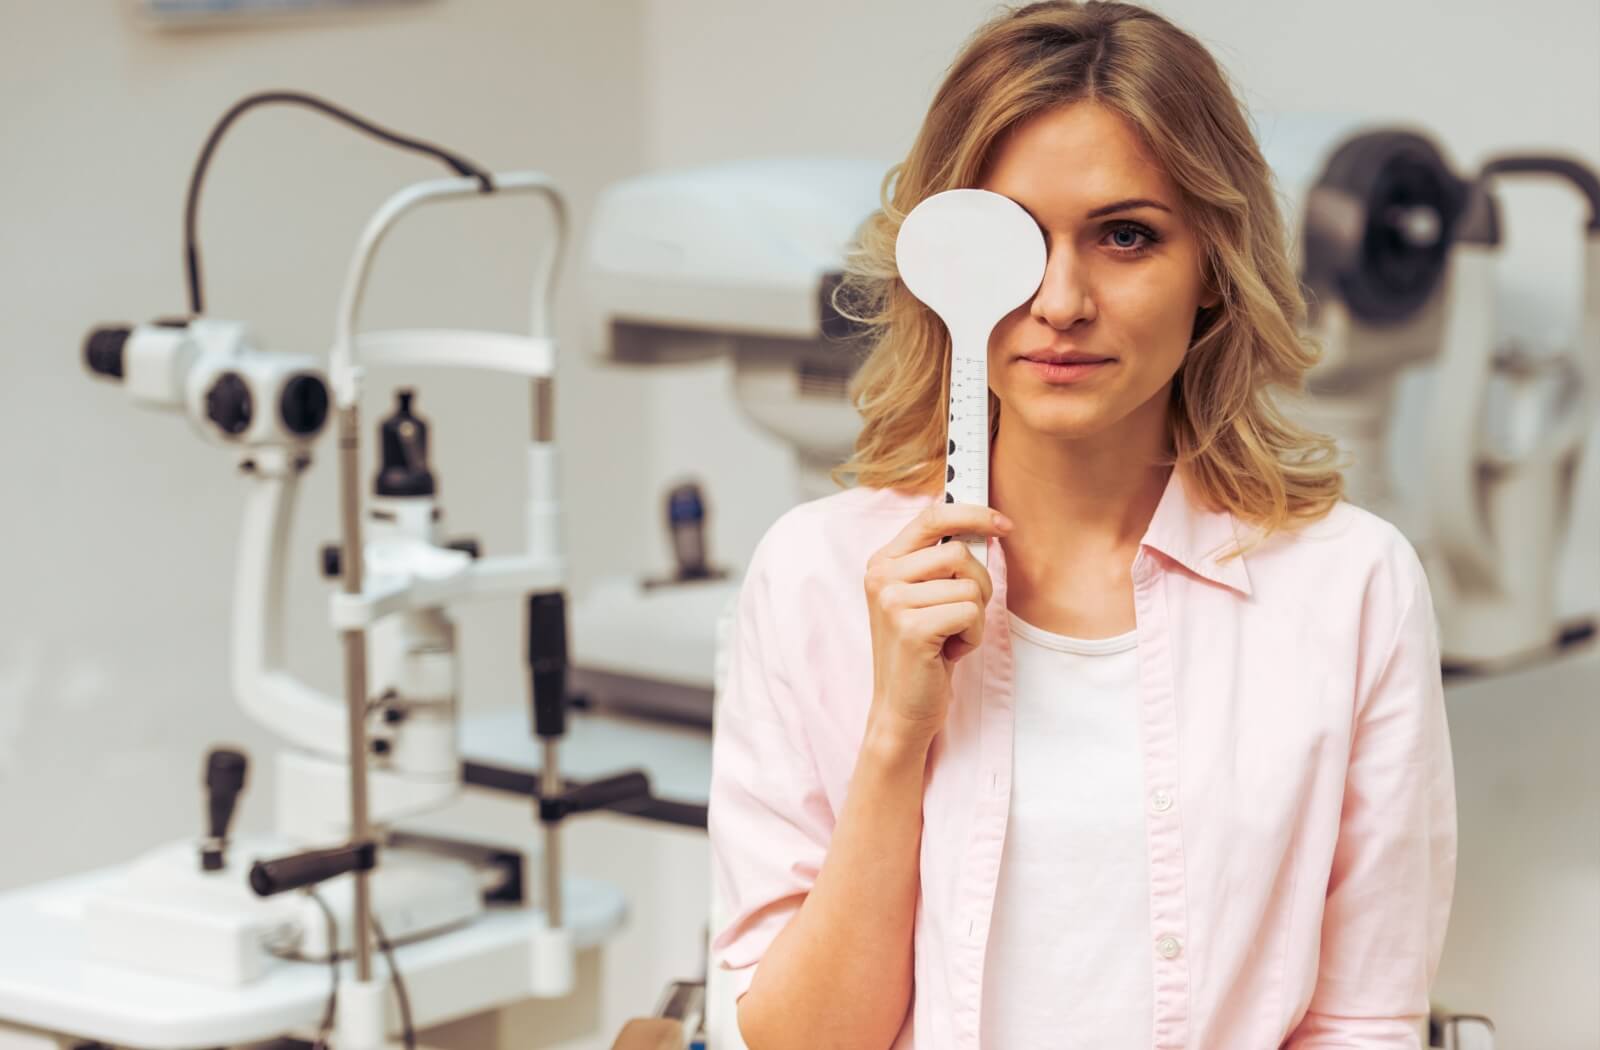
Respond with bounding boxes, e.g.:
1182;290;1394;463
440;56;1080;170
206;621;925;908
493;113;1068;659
1156;936;1182;959
1151;790;1174;813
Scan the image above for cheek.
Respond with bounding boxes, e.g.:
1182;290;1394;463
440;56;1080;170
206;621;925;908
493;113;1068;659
1101;284;1199;364
986;306;1031;362
985;310;1039;402
1101;272;1193;324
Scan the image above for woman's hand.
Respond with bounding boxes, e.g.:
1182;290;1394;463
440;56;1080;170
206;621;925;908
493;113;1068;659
863;503;1011;747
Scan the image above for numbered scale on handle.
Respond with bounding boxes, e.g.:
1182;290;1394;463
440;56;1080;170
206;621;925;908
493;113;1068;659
895;189;1046;564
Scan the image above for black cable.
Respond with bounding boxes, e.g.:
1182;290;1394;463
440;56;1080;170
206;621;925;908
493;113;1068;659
181;90;496;316
305;887;340;1050
371;913;417;1050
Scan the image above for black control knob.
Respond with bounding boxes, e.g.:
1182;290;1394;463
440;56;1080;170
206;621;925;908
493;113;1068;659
201;748;249;873
205;372;253;436
321;544;341;578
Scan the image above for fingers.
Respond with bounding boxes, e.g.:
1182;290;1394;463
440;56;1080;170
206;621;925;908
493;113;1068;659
877;577;985;614
901;600;985;652
865;540;995;608
892;543;994;604
879;502;1012;559
863;503;1007;664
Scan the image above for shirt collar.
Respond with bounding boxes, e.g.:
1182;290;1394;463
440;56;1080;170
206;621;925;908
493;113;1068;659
1138;466;1253;596
884;465;1254;597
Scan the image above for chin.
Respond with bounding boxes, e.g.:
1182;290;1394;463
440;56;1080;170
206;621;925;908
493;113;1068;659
1007;398;1122;440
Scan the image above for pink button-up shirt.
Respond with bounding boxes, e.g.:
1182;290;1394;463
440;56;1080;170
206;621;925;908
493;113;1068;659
709;469;1457;1049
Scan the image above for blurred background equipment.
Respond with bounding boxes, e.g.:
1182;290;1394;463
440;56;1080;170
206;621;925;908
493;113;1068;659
570;159;883;724
1258;116;1469;529
1423;155;1600;670
1;92;653;1050
1261;116;1598;670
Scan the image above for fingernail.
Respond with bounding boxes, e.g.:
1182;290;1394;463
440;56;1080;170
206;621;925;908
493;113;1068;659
994;512;1014;531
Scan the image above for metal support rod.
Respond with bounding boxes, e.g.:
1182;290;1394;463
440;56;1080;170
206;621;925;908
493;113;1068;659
337;405;375;983
541;738;562;927
532;370;561;929
533;376;553;443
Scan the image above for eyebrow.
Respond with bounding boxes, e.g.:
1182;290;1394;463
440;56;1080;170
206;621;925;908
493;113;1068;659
1085;198;1172;219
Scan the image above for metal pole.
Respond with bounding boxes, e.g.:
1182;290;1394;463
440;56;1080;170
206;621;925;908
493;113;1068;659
533;374;561;928
337;405;375;983
541;739;563;927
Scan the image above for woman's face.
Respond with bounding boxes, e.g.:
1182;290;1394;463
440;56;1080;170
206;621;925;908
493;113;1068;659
979;102;1216;444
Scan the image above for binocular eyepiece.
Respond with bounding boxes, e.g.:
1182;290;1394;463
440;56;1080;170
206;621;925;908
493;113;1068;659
82;320;330;446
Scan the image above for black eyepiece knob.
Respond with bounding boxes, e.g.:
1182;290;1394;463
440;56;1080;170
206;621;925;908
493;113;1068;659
85;326;131;380
204;372;253;436
280;373;330;437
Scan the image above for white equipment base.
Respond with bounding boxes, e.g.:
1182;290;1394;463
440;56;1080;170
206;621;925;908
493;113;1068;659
84;835;484;986
0;865;624;1049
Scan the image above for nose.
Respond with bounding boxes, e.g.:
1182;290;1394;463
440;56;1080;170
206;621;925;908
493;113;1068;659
1029;241;1096;331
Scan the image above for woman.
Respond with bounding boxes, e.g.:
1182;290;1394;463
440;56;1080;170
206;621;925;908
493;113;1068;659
708;3;1457;1048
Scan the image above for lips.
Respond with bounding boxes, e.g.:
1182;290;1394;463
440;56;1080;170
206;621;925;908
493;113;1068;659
1019;351;1115;365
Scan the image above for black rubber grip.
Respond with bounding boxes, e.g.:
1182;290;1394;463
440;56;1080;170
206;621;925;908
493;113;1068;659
528;592;569;739
249;841;376;897
538;771;653;823
205;748;248;841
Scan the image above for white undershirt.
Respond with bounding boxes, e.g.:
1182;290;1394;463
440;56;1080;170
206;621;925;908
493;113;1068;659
979;612;1153;1049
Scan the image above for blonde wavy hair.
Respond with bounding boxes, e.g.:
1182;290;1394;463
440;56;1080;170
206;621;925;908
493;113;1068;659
830;0;1344;544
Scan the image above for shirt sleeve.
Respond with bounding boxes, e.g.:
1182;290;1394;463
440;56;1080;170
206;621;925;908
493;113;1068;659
706;533;836;1001
1285;536;1459;1048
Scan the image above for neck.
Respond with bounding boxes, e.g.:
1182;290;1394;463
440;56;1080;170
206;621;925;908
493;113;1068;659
989;391;1173;562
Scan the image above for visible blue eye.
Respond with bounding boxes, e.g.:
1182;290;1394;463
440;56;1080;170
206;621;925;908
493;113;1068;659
1104;221;1160;256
